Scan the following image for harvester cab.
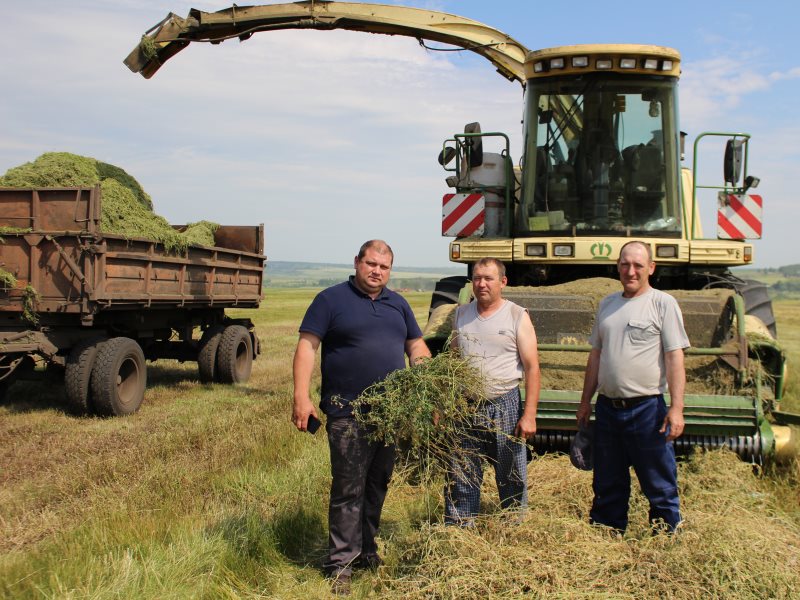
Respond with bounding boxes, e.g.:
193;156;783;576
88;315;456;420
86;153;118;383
124;2;797;462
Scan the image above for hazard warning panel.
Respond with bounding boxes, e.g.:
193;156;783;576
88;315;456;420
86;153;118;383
717;192;763;239
442;193;484;237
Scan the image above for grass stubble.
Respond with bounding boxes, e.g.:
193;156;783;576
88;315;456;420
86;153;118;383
0;290;798;599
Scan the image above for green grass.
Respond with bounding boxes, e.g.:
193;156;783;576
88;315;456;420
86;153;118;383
1;290;799;598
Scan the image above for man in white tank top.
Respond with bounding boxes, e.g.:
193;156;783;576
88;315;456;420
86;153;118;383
445;258;541;525
577;241;688;534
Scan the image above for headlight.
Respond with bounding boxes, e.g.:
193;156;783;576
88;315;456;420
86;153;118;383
553;244;574;257
525;243;546;257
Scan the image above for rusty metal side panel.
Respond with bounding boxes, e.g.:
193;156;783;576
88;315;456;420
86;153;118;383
0;234;87;315
0;187;98;232
99;235;265;308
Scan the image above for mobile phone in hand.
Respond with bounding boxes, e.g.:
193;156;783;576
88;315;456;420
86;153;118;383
306;414;321;434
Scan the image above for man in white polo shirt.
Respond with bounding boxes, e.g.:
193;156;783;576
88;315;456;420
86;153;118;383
577;240;689;533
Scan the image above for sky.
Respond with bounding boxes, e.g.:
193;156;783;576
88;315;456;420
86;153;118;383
1;0;798;268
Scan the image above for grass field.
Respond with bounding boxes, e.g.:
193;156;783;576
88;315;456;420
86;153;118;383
1;289;799;599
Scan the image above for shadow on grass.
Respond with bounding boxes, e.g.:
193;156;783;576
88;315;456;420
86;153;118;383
208;505;327;574
0;379;72;415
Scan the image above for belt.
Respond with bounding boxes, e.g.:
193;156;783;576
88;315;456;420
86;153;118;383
598;394;657;409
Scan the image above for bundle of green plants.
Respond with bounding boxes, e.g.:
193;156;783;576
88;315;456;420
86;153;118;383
0;152;219;251
352;351;490;483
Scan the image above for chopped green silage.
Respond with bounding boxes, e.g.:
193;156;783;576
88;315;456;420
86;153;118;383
376;450;800;599
0;268;16;290
181;221;221;248
0;152;219;251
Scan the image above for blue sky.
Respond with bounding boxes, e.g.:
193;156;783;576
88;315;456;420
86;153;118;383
2;1;797;268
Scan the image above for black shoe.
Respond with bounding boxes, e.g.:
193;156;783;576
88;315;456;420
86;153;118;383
329;572;351;596
356;553;383;571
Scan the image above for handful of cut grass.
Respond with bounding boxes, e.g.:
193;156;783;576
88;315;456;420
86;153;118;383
352;351;486;482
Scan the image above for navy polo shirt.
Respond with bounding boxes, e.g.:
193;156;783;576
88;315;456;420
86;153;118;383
299;276;423;417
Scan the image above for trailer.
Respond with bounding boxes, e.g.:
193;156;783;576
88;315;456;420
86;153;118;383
0;186;266;415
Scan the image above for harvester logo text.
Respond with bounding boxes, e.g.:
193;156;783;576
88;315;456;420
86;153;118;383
590;242;613;259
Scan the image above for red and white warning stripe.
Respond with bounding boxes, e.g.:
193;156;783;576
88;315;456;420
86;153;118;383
717;193;763;239
442;193;484;237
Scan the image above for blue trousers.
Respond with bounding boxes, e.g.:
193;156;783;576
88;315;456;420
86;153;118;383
444;388;528;525
323;417;395;576
590;395;681;532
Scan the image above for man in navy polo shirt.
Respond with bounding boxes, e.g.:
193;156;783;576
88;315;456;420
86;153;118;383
292;240;430;594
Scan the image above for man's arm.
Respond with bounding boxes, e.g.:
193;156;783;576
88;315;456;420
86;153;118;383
515;311;541;440
660;348;686;441
292;332;321;431
577;348;601;427
405;337;431;365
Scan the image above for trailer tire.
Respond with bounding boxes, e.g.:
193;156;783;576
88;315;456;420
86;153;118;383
428;276;469;316
739;279;777;338
197;325;225;383
91;337;146;416
216;325;253;384
65;337;106;414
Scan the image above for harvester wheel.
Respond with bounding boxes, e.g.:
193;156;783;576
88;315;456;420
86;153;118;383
90;337;146;416
65;337;107;415
216;325;253;384
739;279;777;338
197;325;225;383
428;276;469;316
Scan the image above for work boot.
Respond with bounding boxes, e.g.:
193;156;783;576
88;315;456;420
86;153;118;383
329;571;351;596
356;553;383;571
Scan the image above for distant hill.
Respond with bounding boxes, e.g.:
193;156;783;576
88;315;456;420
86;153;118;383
264;261;465;289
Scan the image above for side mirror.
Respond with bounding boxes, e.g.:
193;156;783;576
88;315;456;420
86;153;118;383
464;122;483;168
724;139;744;185
438;146;457;166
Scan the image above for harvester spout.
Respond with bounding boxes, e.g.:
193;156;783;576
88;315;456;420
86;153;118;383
124;2;529;84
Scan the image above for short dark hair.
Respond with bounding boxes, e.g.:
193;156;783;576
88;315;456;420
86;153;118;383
357;240;394;264
618;240;653;263
473;257;506;278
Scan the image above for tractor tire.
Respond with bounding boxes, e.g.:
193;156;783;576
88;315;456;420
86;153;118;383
197;325;225;383
738;279;777;338
216;325;253;384
428;276;469;317
65;337;106;414
90;337;146;416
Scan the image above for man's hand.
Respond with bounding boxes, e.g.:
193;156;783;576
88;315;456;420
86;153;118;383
576;400;592;428
292;396;318;432
660;405;685;441
515;413;537;440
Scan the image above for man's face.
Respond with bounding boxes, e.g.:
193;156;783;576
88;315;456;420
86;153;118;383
617;244;655;297
353;247;392;296
472;263;506;305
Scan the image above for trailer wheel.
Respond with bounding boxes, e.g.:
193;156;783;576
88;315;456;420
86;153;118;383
91;337;146;416
197;325;225;383
216;325;253;384
65;337;106;414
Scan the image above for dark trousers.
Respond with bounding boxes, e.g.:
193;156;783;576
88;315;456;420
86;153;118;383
323;417;395;576
444;388;528;525
590;395;681;533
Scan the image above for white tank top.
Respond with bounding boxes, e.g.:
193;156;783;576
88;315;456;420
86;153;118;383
454;300;526;398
